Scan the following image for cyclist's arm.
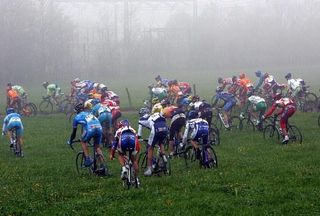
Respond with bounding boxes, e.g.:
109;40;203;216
211;95;219;107
182;122;190;144
241;100;251;114
69;128;77;142
264;104;277;118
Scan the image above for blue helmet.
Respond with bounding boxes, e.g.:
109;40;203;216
188;110;199;120
255;70;262;77
119;119;130;128
6;108;15;115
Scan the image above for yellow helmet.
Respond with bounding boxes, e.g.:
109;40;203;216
84;99;93;110
152;97;159;105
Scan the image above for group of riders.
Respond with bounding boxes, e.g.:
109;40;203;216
1;71;312;183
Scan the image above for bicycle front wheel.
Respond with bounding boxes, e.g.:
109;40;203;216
209;125;220;145
288;125;303;144
263;125;280;142
76;151;89;175
239;118;255;132
138;152;148;169
203;146;218;169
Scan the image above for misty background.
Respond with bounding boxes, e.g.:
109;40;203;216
1;0;320;89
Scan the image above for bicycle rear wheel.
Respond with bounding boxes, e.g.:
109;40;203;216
76;151;89;175
138;152;148;169
209;125;220;145
22;104;34;117
288;125;303;144
212;115;223;130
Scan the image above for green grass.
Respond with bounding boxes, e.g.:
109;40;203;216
0;111;320;215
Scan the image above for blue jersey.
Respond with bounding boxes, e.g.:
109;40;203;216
215;92;235;102
2;113;23;135
73;111;102;131
183;118;209;143
92;103;111;117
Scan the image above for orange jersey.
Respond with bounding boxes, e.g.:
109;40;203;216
7;89;18;99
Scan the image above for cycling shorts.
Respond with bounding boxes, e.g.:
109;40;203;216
7;122;23;136
81;127;102;145
169;116;186;141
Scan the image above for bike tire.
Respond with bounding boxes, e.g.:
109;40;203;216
288;125;303;144
39;100;53;114
212;115;223;130
239;117;255;132
203;146;218;169
29;102;38;114
209;125;220;145
138;152;148;169
263;125;280;141
76;151;88;175
60;99;73;114
230;116;241;130
185;145;196;163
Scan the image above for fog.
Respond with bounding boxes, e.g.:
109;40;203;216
1;0;320;86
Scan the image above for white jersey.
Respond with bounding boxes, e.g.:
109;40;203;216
287;78;302;91
182;118;208;143
248;96;265;105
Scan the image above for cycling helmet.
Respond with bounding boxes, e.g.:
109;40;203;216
255;70;262;77
218;77;223;84
285;73;292;79
172;79;178;85
272;93;282;100
232;76;237;82
119;119;130;128
42;81;49;87
84;100;93;110
74;103;84;113
155;75;161;81
6;108;15;115
188;110;199;120
139;107;150;117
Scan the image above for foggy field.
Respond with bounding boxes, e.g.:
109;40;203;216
0;112;319;215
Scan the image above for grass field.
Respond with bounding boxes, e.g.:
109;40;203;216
0;110;319;215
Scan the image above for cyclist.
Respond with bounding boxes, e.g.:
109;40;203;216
182;111;209;159
151;98;163;114
217;77;233;91
138;112;168;176
240;92;267;128
68;103;106;170
254;70;268;92
238;73;252;107
262;93;296;144
6;83;20;110
11;84;27;99
101;98;121;129
162;105;186;156
212;87;237;129
110;120;140;182
263;73;285;94
42;82;62;105
285;73;304;98
178;81;192;95
2;108;24;152
91;99;113;146
155;75;170;87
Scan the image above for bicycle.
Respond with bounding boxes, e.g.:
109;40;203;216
122;152;140;189
69;139;108;176
138;139;171;176
212;108;240;130
9;127;23;157
239;111;257;132
39;94;68;114
185;136;218;169
263;115;303;144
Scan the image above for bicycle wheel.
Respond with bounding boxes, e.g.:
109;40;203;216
212;115;223;130
39;100;53;114
209;126;220;145
263;125;280;141
239;118;255;132
288;125;303;144
203;146;218;169
29;102;38;114
22;104;34;117
185;145;196;163
303;100;317;112
138;152;148;169
76;151;89;175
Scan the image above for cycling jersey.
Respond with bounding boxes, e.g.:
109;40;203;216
92;103;112;128
138;112;168;147
12;85;26;97
2;113;24;136
73;111;102;144
183;118;209;144
47;84;61;97
7;89;19;99
178;82;191;95
113;126;139;155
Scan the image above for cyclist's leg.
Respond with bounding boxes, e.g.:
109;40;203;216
147;128;156;168
81;129;91;158
93;130;104;163
280;107;296;139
